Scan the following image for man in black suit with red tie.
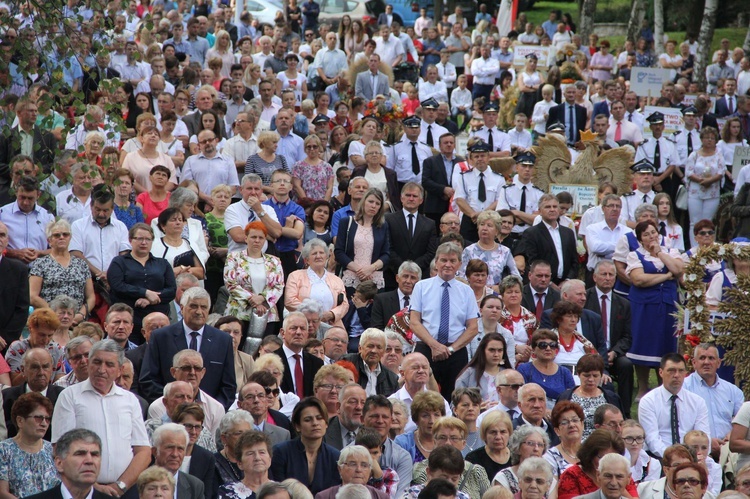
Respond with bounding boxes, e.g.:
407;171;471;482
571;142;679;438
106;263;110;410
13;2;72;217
274;311;323;398
421;133;463;224
521;260;561;323
584;260;633;416
547;85;588;144
371;261;421;330
384;182;438;290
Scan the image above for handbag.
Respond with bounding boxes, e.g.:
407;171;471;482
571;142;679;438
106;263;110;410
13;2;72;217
675;184;688;210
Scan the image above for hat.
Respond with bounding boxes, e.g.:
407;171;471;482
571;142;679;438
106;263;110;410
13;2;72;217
525;53;539;61
682;105;697;116
468;140;491;153
312;114;330;125
484;101;499;112
421;98;439;110
646;111;665;125
403;116;421;128
546;121;565;133
515;152;536;165
630;159;657;174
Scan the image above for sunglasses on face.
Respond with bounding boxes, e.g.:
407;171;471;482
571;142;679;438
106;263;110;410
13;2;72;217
535;341;558;350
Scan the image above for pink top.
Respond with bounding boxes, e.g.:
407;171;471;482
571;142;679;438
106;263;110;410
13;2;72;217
136;191;171;224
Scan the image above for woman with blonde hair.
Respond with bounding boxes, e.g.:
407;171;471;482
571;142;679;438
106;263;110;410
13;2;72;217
253;354;299;417
206;29;234;77
245;131;289;193
243;64;262;97
466;410;513;481
312;364;352;418
394;390;446;463
137;466;176;499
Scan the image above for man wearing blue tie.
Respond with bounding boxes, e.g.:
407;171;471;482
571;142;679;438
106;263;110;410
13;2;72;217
409;242;479;399
547;86;587;144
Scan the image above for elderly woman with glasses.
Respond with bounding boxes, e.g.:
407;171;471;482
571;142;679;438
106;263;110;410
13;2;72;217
516;457;554;499
543;400;584;479
672;463;709;499
351;141;400;211
171;403;217;496
153;187;210;268
493;426;550;493
29;219;94;323
48;295;78;348
80;130;106;170
215;410;255;487
312;364;351;419
466;410;513;481
682;220;723;283
315;445;388;499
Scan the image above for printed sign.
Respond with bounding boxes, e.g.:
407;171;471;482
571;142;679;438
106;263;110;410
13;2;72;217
550;184;597;218
732;146;750;178
642;106;684;136
513;46;551;69
630;67;672;97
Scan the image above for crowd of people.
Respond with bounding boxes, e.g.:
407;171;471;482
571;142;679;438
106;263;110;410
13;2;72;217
3;1;750;499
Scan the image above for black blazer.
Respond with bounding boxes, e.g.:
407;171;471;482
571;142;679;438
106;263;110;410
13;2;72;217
274;349;324;398
82;66;121;102
25;484;111;499
591;100;610;126
342;300;372;332
187;445;216;499
0;127;59;177
334;219;391;270
2;383;64;439
422;153;463;214
547;103;587;143
125;343;147;397
584;288;632;359
139;321;237;408
512;415;560;446
384;210;437;288
342;353;399;397
269;408;295;438
514;223;579;285
539;308;608;361
521;284;560;313
701;112;719;130
370;290;402;330
177;470;205;499
376;12;404;26
0;257;29;349
351;166;402;211
270;438;342;494
324;415;346;450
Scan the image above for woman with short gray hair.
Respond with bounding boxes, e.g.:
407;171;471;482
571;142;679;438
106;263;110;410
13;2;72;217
351;140;401;211
493;426;550;494
151;187;210;272
516;457;554;499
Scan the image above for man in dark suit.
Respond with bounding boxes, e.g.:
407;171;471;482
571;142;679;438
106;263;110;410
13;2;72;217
139;288;236;409
422;134;463;224
514;194;579;285
714;78;737;117
376;5;403;27
237;381;291;447
547;85;587;144
248;370;295;436
584;260;633;415
81;51;121;103
0;222;29;351
371;262;420;330
521;260;561;318
384;182;437;289
695;95;719;130
513;383;559;446
152;424;205;499
324;384;366;450
342;330;399;397
0;98;58;178
183;87;227;138
125;312;170;398
2;348;64;439
590;80;617;127
25;429;110;499
273;311;324;398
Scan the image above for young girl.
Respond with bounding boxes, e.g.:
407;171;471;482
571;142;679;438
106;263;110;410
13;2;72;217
622;420;661;484
472;96;485;122
531;84;556;139
683;430;721;497
653;192;684;252
717;116;748;192
402;83;420;116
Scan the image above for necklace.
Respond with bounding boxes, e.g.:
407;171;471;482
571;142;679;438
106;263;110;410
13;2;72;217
465;431;480;452
558;333;576;352
415;430;434;454
558;443;578;462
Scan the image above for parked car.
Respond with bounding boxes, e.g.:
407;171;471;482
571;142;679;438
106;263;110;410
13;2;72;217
248;0;382;30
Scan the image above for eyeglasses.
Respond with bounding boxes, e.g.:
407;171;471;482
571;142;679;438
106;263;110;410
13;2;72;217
324;337;348;344
234;119;247;124
435;435;465;443
498;383;523;390
342;461;372;469
698;230;715;236
522;477;548;485
674;478;702;487
535;341;558;350
603;421;624;429
51;232;71;238
198;138;216;144
27;415;52;423
264;387;281;397
365;152;381;156
623;436;645;444
132;237;154;243
182;423;203;432
737;480;750;489
305;33;314;37
306;145;320;150
522;441;545;448
177;365;205;372
558;417;582;427
318;383;345;391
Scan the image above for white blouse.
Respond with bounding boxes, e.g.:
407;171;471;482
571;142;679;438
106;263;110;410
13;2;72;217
625;247;682;275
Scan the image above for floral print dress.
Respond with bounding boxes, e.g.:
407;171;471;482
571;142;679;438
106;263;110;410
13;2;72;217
224;252;285;322
0;440;58;498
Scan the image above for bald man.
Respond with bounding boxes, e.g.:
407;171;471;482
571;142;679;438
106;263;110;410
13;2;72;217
391;353;452;432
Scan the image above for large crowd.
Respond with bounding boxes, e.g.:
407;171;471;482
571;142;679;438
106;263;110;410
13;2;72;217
2;1;750;499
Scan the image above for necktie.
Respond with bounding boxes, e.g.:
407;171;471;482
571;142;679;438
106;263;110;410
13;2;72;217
687;132;694;156
478;172;486;203
346;430;357;446
507;408;517;419
535;292;544;323
568;105;575;143
426;125;434;147
519;185;527;212
487;128;494;151
437;282;450;344
407;213;414;237
614;121;622;141
189;332;199;351
642;193;648;204
729;96;734;114
653;139;661;171
600;295;608;340
293;353;304;398
659;221;667;237
628;112;633;122
670;394;680;444
403;295;410;308
411;142;419;175
248;209;257;222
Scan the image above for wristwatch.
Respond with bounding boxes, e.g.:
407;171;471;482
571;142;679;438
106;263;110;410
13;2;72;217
258;211;267;218
116;481;127;492
448;346;455;354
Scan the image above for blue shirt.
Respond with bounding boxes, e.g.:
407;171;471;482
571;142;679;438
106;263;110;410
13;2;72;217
410;275;479;344
164;38;193;57
441;154;455;185
263;197;306;252
475;12;492;23
331;205;355;239
276;131;305;167
542;20;557;39
683;371;743;440
0;201;55;251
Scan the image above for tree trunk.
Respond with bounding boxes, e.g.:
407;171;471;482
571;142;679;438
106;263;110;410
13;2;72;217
653;0;664;55
744;16;750;52
626;0;647;44
578;0;596;41
693;0;718;90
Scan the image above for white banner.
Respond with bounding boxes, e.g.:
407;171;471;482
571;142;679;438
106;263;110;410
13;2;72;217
630;67;672;97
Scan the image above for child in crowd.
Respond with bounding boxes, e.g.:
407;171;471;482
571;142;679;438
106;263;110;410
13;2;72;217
683;430;721;497
531;84;556;140
508;113;533;153
451;74;473;129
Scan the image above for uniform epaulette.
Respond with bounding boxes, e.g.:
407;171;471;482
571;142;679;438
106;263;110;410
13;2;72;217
502;184;512;188
533;185;545;192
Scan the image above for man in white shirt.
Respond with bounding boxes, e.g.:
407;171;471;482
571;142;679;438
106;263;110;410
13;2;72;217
621;160;657;226
635;112;681;199
51;339;151;497
470;43;499;102
0;176;54;263
585;194;632;277
224;111;258;175
638;352;711;458
476;369;524;427
120;41;149;87
418;99;449;148
737;57;750;96
518;23;539;44
224;174;282;253
418;65;448;103
181;130;240;206
623;91;645;129
392;353;452;432
470;101;512;157
374;25;405;68
607;100;643;146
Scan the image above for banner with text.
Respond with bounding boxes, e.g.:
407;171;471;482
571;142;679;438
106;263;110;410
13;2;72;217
630;67;672;97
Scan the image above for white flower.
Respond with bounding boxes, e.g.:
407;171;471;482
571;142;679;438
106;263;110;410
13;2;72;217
695;323;703;330
736;247;743;256
719;247;726;256
687;274;697;282
699;259;707;266
694;289;703;297
696;305;704;313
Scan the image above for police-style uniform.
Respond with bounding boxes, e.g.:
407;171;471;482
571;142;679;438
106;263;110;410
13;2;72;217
673;106;701;166
469;102;512;154
418;98;449;148
636;112;682;199
452;140;504;243
391;116;433;184
621;160;657;222
497;152;544;235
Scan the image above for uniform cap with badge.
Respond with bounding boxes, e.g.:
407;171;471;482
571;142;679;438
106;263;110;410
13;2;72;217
312;114;330;125
646;111;665;126
403;116;421;128
630;159;656;174
420;98;439;110
515;152;536;165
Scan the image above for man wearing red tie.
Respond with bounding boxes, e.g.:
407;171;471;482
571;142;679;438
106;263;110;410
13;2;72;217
521;261;561;323
276;311;323;398
607;100;643;146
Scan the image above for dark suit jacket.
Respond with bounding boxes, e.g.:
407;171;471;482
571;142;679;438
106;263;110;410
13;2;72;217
269;408;293;434
539;308;608;361
422;153;463;215
521;284;560;313
514;223;579;284
591;100;610;126
351;166;401;210
24;484;110;499
2;383;63;439
376;12;404;26
334;219;391;269
324;415;346;450
188;445;217;499
177;470;205;499
274;349;324;398
184;110;227;139
714;95;736;118
139;321;237;408
342;353;399;397
370;289;402;330
270;438;342;494
125;343;147;397
0;257;29;348
384;210;437;287
700;113;719;130
512;415;560;446
437;119;459;135
82;66;121;102
0;127;59;178
584;288;632;359
547;102;587;143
